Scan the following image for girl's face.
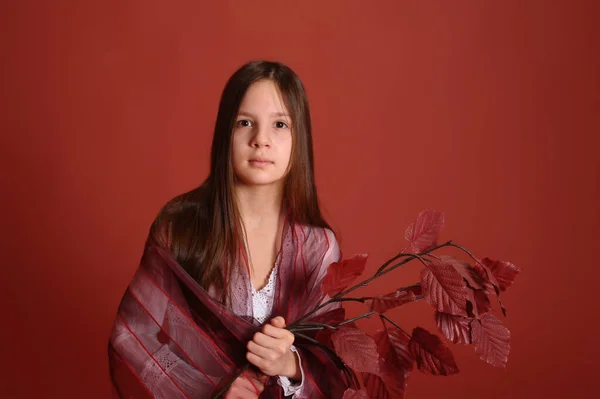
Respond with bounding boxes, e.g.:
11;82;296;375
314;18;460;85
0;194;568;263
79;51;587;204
232;79;293;188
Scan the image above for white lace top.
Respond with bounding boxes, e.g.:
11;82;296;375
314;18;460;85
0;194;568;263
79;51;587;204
251;259;304;397
251;261;277;324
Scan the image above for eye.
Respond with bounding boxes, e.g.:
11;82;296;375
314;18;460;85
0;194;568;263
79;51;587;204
236;119;252;127
274;121;289;129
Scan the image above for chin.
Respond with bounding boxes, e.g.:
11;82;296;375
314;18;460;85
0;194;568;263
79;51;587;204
236;173;285;187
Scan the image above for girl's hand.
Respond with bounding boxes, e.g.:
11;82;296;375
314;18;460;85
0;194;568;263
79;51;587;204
246;316;300;378
223;369;268;399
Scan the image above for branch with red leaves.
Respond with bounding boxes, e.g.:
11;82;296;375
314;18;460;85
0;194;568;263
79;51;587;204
213;210;521;399
289;210;520;399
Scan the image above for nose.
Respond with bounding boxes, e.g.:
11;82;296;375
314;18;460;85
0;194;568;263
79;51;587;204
251;125;270;148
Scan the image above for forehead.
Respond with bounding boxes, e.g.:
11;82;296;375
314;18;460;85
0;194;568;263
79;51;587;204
238;80;289;115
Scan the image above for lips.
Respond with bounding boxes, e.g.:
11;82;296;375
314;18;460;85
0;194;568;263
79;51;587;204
249;157;274;164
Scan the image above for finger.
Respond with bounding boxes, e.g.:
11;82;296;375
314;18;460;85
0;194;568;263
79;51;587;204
251;331;282;350
228;382;261;399
238;372;265;394
244;371;265;388
270;316;286;328
246;370;269;386
243;369;261;380
246;351;280;377
261;323;294;341
246;351;269;373
251;331;293;356
247;340;280;361
245;378;264;394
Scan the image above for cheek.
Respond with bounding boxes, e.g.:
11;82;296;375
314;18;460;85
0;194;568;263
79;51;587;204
230;141;245;177
282;136;293;162
231;136;244;163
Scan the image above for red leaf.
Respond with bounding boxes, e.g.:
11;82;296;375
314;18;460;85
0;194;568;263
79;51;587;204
366;290;417;313
321;254;368;297
440;255;486;290
435;311;472;344
408;327;459;375
465;288;491;318
481;258;521;292
387;329;414;371
373;328;414;371
421;261;469;317
365;323;411;399
404;210;445;253
471;313;511;368
401;284;422;296
315;329;333;348
332;327;380;374
363;366;407;399
473;290;491;316
343;388;369;399
448;257;509;317
363;373;390;399
476;260;507;316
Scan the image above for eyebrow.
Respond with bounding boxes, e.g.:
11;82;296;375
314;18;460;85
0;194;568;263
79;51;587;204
237;111;290;118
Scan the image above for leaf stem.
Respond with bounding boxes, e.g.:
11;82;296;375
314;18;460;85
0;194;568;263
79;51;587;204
380;314;411;338
292;321;338;330
290;240;454;327
289;326;327;333
337;311;376;327
331;297;367;304
447;242;479;262
377;253;429;274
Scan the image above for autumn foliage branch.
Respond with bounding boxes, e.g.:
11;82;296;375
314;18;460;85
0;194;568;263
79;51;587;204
213;210;520;399
288;210;521;399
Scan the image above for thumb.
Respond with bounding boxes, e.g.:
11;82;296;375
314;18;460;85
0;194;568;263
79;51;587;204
270;316;286;328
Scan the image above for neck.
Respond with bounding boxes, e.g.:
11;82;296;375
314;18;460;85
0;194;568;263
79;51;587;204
235;183;285;229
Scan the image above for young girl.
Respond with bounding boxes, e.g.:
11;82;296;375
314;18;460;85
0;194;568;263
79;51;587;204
108;61;352;398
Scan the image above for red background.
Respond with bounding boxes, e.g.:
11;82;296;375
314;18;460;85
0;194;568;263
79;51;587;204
2;1;599;398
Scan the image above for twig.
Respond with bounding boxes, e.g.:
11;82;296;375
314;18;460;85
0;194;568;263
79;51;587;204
337;311;376;327
376;253;429;274
330;297;367;304
380;314;411;338
447;242;489;271
291;321;338;330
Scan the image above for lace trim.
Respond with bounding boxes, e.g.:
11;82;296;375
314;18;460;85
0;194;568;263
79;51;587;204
140;345;181;389
251;254;280;324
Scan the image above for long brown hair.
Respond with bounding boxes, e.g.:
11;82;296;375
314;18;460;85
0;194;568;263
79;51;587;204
150;60;331;299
